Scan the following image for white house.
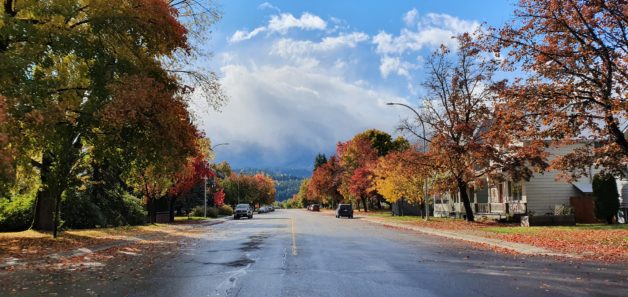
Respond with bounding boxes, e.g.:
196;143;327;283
434;143;626;221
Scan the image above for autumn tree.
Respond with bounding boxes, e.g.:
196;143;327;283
492;0;627;177
355;129;411;156
0;1;224;235
337;136;379;211
308;156;343;207
372;149;431;208
213;189;225;207
220;173;276;207
407;34;547;221
0;96;13;194
295;178;311;207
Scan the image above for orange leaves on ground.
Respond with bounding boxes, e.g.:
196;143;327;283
489;228;628;263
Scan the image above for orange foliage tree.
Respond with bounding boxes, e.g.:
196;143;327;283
492;0;627;177
337;135;379;211
308;156;343;207
407;34;547;221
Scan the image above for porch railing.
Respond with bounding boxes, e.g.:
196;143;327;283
507;201;527;214
476;203;507;214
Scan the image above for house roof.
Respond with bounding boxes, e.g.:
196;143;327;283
572;182;593;194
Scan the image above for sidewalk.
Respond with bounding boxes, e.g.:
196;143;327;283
359;216;580;258
0;218;227;269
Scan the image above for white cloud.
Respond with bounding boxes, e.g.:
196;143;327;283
403;8;419;27
229;27;267;43
379;56;417;78
267;12;327;33
373;12;480;55
258;2;280;13
270;32;369;58
373;11;480;79
229;12;327;43
194;62;404;168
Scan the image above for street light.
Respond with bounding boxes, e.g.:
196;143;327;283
386;102;430;221
204;142;230;217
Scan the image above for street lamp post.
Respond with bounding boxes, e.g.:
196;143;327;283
386;102;430;221
203;176;207;217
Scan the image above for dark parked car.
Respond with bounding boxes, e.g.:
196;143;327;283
234;204;253;219
308;204;320;211
336;204;353;218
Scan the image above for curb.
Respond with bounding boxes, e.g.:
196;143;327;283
361;217;580;258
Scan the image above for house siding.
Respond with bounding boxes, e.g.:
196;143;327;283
524;170;581;215
618;177;628;208
523;144;596;215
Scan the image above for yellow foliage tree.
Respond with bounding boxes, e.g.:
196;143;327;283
372;149;430;205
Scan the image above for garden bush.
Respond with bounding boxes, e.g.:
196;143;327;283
218;204;233;216
0;193;35;231
191;205;219;218
592;173;620;224
207;207;219;218
191;205;205;217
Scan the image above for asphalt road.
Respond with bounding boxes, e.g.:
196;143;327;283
124;209;626;297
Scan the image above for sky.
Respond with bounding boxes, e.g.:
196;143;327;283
192;0;517;170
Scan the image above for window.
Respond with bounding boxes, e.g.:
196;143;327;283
508;181;523;201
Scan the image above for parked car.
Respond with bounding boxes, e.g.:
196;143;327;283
309;204;320;212
258;206;268;213
234;204;253;219
268;205;275;212
336;204;353;218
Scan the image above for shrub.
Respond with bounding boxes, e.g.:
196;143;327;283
592;173;620;224
0;193;35;231
120;194;147;225
191;206;219;218
191;205;205;217
61;190;106;229
206;207;219;218
218;204;233;216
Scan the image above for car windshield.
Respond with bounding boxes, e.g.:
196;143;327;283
236;204;249;209
340;205;351;210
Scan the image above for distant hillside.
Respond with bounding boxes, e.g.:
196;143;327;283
235;168;311;201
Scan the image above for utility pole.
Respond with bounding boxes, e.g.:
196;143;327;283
386;102;430;221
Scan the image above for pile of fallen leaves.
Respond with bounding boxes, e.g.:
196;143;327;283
485;228;628;262
0;220;214;295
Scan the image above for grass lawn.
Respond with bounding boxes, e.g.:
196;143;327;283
174;216;210;221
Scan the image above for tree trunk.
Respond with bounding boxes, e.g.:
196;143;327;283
32;154;54;231
458;180;474;222
361;197;368;212
147;197;156;224
169;196;176;223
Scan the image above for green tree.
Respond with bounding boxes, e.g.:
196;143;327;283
592;174;620;224
313;154;327;170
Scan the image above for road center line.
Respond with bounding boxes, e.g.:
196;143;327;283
291;217;298;256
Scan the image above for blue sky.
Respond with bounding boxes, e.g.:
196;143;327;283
193;1;518;170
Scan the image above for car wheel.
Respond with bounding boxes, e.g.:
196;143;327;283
248;215;253;219
234;216;240;220
349;215;353;219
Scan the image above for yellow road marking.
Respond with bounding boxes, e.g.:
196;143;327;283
291;217;298;256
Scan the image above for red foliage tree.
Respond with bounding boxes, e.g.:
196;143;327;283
308;156;343;207
213;189;225;207
337;135;378;211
